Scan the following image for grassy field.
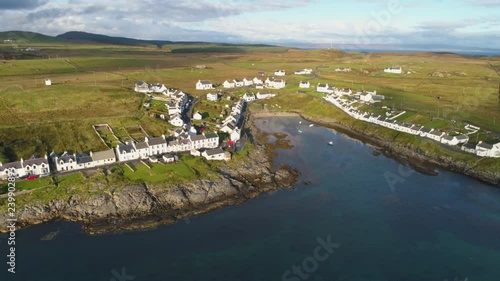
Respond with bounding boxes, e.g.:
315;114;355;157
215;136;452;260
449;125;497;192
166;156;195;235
0;41;499;164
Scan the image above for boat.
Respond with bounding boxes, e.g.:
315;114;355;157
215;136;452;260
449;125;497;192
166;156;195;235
299;121;302;124
298;130;303;133
309;124;314;127
327;141;334;146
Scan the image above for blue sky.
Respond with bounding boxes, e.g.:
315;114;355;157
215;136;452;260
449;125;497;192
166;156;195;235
0;0;499;48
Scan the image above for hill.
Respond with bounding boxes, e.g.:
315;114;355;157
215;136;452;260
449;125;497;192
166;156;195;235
56;31;172;48
0;31;65;44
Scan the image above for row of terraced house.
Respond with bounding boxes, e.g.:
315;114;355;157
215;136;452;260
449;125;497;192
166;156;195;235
323;94;500;158
0;132;226;180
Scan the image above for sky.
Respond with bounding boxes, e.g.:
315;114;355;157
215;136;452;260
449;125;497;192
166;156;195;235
0;0;499;49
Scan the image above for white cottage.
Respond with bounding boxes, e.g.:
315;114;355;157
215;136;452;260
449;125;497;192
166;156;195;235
243;93;256;102
116;142;139;162
196;80;213;90
274;70;286;76
169;114;185;127
45;79;52;86
193;111;203;120
207;93;220;102
299;81;310;88
202;148;231;161
52;151;77;172
91;149;116;167
384;66;402;74
223;80;235;89
243;78;254;86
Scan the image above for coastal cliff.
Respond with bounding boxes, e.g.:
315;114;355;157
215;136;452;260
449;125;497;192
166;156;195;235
0;120;300;234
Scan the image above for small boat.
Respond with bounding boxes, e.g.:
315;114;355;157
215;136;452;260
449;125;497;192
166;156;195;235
299;121;302;124
309;124;314;127
327;141;334;146
298;130;303;133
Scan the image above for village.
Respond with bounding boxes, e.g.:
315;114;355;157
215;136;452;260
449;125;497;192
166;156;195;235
1;65;499;181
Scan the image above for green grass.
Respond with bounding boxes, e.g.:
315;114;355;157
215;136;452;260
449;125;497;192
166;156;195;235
123;161;197;184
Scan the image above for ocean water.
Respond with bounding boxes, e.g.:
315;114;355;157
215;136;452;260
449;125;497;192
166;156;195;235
2;116;500;281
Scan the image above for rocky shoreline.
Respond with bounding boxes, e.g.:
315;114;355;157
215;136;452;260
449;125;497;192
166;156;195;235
0;117;300;234
252;110;500;186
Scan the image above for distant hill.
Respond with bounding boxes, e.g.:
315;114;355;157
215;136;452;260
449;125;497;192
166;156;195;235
0;30;285;53
0;31;64;44
56;31;172;48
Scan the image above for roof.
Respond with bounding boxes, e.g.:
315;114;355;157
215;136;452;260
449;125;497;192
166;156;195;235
149;136;167;146
462;143;475;149
477;142;494;149
0;161;23;171
430;130;443;136
190;134;206;141
118;143;135;153
58;152;76;163
421;127;432;133
76;153;93;164
442;135;454;141
205;148;226;156
135;142;149;149
198;80;212;85
24;155;48;166
318;83;327;87
455;134;469;140
205;133;219;139
92;149;116;161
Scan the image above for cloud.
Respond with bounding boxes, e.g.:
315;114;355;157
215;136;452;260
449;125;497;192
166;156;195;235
0;0;46;10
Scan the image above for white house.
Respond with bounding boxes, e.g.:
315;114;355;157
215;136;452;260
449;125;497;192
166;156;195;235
360;93;385;103
204;133;220;148
243;93;256;102
274;70;286;76
45;79;52;86
294;68;313;75
335;67;351;72
461;143;476;154
116;142;139;162
75;153;94;169
135;81;150;93
169;114;185;127
230;128;241;142
223;80;235;88
427;130;445;142
150;83;167;93
441;134;469;146
193;111;203;120
196;80;213;90
202;148;231;161
148;135;168;155
0;160;26;179
476;142;500;157
272;79;286;89
234;79;244;87
419;127;434;138
384;66;402;74
243;78;254;86
207;93;220;101
299;81;310;88
334;88;352;96
256;92;276;100
252;77;263;84
91;149;116;167
316;83;330;93
23;155;50;177
190;149;201;157
162;154;178;163
255;83;264;89
135;141;150;159
52;151;76;172
220;122;236;134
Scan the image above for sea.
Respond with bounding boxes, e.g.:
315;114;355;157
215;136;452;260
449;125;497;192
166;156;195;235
2;116;500;281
